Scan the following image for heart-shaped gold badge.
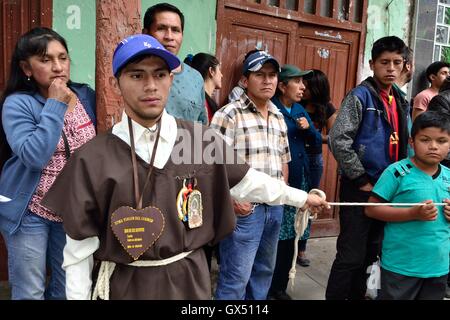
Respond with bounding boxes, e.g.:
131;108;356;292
111;206;165;260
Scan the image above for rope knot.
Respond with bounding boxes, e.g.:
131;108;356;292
289;188;327;290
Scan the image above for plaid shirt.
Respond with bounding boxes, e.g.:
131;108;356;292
210;93;291;180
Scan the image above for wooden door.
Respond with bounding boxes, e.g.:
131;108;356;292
215;8;297;108
0;0;52;94
295;25;360;237
0;0;52;281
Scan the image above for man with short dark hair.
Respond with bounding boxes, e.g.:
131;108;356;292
394;47;414;157
394;47;414;94
413;61;450;120
142;3;207;124
211;51;292;300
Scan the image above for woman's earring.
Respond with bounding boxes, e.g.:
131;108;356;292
27;76;31;81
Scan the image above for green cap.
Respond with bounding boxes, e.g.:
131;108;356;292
279;64;312;81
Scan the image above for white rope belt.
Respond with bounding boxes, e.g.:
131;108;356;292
91;250;194;300
288;189;324;289
128;250;193;267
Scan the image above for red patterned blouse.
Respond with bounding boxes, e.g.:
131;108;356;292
28;99;96;222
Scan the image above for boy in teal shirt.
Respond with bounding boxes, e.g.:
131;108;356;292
366;111;450;300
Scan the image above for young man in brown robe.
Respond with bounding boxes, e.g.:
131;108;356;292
42;34;328;300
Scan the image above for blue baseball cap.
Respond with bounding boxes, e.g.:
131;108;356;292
112;34;181;76
242;51;280;74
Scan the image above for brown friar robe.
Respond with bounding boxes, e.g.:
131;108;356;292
42;120;249;300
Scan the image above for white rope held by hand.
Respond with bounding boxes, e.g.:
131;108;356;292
327;202;447;206
287;192;448;290
288;188;326;290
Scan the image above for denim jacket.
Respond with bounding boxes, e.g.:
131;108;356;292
0;82;96;234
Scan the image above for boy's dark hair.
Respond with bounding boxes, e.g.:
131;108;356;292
404;47;414;70
404;47;414;64
143;3;184;32
425;61;450;83
411;111;450;138
371;36;408;62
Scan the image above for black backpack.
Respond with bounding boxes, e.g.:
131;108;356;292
428;94;450;114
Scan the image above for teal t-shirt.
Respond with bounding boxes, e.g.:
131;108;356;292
166;62;207;124
372;158;450;278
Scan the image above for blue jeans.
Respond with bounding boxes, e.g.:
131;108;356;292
308;153;323;189
215;204;283;300
2;210;66;300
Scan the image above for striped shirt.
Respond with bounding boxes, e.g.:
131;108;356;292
210;93;290;180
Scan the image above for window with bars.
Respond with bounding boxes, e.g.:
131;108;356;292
246;0;364;23
435;0;450;62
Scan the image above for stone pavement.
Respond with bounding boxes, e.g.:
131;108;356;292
209;236;337;300
287;236;336;300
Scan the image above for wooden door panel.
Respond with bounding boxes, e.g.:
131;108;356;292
216;9;297;107
295;27;359;237
296;38;352;108
1;0;52;94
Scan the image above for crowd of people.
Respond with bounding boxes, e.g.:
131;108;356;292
0;2;449;301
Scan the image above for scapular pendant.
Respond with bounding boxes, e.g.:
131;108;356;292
177;178;203;229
